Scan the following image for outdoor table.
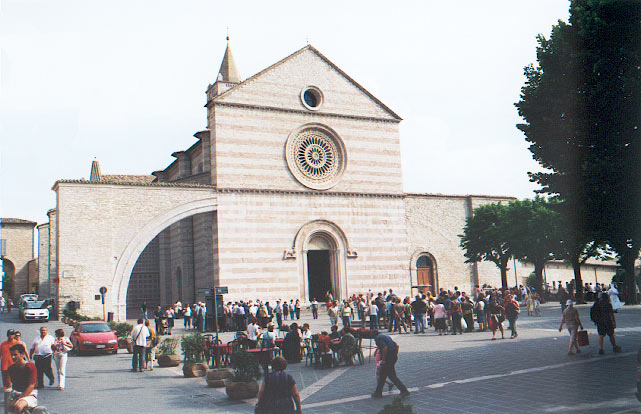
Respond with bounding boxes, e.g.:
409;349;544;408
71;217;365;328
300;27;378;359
211;343;233;367
247;347;276;362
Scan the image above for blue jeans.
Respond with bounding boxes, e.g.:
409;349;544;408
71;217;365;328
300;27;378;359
414;313;425;333
342;316;351;328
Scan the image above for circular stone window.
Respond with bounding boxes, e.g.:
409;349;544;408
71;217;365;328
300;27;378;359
285;124;346;190
300;86;323;111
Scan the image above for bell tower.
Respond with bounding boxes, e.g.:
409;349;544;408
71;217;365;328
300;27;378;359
206;36;241;102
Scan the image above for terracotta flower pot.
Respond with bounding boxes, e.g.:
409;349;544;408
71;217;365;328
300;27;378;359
117;338;129;349
224;379;259;400
206;368;233;388
125;338;133;354
157;354;181;367
183;362;208;377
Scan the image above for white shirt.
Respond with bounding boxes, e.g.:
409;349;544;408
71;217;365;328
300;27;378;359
247;323;260;341
130;324;150;347
368;304;378;315
301;330;312;341
31;334;55;356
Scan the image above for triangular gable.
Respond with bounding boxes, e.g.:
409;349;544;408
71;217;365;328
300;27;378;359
212;45;401;121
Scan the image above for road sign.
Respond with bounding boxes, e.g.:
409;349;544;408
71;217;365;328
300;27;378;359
214;286;228;295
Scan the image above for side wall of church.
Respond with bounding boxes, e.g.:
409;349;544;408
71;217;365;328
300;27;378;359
215;191;408;303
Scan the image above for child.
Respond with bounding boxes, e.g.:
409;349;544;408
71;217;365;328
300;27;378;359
374;348;394;391
146;344;157;371
534;294;541;317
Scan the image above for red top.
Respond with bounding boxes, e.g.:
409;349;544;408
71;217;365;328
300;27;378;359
8;362;37;393
0;340;27;371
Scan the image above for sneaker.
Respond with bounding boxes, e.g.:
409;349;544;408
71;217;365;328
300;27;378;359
599;349;604;355
400;391;411;398
614;346;622;353
371;393;383;398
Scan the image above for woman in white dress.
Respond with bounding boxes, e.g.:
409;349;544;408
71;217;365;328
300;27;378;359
608;284;623;312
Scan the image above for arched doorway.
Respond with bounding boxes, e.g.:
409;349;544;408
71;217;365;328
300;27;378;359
416;255;436;296
306;235;333;301
1;259;16;300
126;236;160;319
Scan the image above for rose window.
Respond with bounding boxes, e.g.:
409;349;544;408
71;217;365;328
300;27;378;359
285;126;346;190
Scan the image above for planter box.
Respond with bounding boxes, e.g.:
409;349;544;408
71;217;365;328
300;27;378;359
183;362;208;377
224;379;259;400
157;354;181;367
206;368;233;388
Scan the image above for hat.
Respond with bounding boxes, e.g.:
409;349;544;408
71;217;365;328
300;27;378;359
6;329;16;337
566;299;573;307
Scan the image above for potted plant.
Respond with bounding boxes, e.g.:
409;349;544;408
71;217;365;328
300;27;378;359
181;332;208;377
224;350;261;400
157;337;181;367
108;321;134;351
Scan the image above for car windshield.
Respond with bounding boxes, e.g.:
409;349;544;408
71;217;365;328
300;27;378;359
80;323;111;333
25;301;47;309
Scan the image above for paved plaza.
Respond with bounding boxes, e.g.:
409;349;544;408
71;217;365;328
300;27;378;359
1;303;639;414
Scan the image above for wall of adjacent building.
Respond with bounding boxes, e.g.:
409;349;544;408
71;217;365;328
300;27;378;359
0;222;36;299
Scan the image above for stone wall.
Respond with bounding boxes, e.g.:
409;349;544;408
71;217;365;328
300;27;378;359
0;220;36;299
37;224;50;296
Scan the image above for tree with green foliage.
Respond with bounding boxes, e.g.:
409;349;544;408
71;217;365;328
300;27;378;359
515;0;641;304
504;198;562;295
459;203;512;289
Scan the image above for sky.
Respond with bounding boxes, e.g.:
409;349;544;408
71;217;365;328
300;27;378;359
0;0;571;225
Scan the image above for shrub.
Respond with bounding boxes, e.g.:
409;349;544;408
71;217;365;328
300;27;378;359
229;350;261;382
378;397;415;414
158;337;179;356
108;321;134;338
62;308;102;321
181;332;206;363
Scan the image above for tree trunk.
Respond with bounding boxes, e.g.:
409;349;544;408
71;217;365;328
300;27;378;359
572;258;585;304
533;263;544;300
500;263;509;289
621;250;639;305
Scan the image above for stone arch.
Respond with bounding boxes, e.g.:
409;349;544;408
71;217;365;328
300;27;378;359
1;258;16;299
112;197;217;321
410;250;438;294
292;220;353;302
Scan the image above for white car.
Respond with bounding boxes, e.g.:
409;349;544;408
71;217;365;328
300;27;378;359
20;300;49;322
18;294;39;308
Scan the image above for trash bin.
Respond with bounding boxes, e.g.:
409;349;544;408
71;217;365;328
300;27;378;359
107;312;114;322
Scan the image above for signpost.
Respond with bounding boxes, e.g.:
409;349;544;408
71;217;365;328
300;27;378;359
99;286;107;321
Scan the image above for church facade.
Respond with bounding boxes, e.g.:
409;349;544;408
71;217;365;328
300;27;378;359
38;43;615;320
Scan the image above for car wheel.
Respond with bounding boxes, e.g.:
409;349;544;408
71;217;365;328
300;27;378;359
111;349;118;355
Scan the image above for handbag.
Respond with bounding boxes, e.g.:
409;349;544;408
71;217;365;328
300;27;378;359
577;330;589;347
460;318;467;330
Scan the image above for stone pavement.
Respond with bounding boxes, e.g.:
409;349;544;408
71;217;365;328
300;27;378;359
0;303;639;414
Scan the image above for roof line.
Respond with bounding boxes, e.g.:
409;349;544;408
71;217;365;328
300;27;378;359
211;45;402;121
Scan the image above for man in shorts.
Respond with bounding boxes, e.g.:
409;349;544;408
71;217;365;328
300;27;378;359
7;344;38;412
591;293;622;354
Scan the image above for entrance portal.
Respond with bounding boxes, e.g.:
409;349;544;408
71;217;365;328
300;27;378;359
307;250;331;301
416;255;436;296
306;235;333;301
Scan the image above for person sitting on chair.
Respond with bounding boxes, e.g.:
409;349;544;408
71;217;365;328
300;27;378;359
338;327;357;365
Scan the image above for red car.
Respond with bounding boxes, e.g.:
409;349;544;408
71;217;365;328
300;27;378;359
71;322;118;354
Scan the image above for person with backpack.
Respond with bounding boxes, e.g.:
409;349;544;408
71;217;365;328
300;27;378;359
449;297;463;335
590;293;622;355
505;294;520;339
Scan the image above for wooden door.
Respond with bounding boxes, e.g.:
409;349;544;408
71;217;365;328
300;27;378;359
417;266;435;296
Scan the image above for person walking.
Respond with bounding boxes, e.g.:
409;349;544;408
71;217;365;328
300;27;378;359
340;301;353;328
487;298;505;340
608;284;623;313
52;329;72;391
327;303;338;327
140;300;148;320
461;297;474;333
130;318;150;372
559;300;583;355
591;293;622;355
29;326;55;388
368;300;379;330
505;294;520;339
254;356;302;414
371;332;410;399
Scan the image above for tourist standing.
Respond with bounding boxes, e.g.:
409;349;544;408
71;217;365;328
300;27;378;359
29;326;55;388
371;332;409;398
310;299;319;320
433;302;447;335
608;284;623;312
341;301;353;328
183;304;191;329
166;307;175;335
130;318;150;372
461;297;474;333
289;300;295;320
0;296;5;313
368;300;379;330
52;329;72;390
1;329;28;392
449;298;463;335
328;303;338;326
141;300;148;320
411;295;426;334
275;300;283;328
283;301;289;321
282;323;301;363
559;300;583;355
153;306;163;334
295;300;301;320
